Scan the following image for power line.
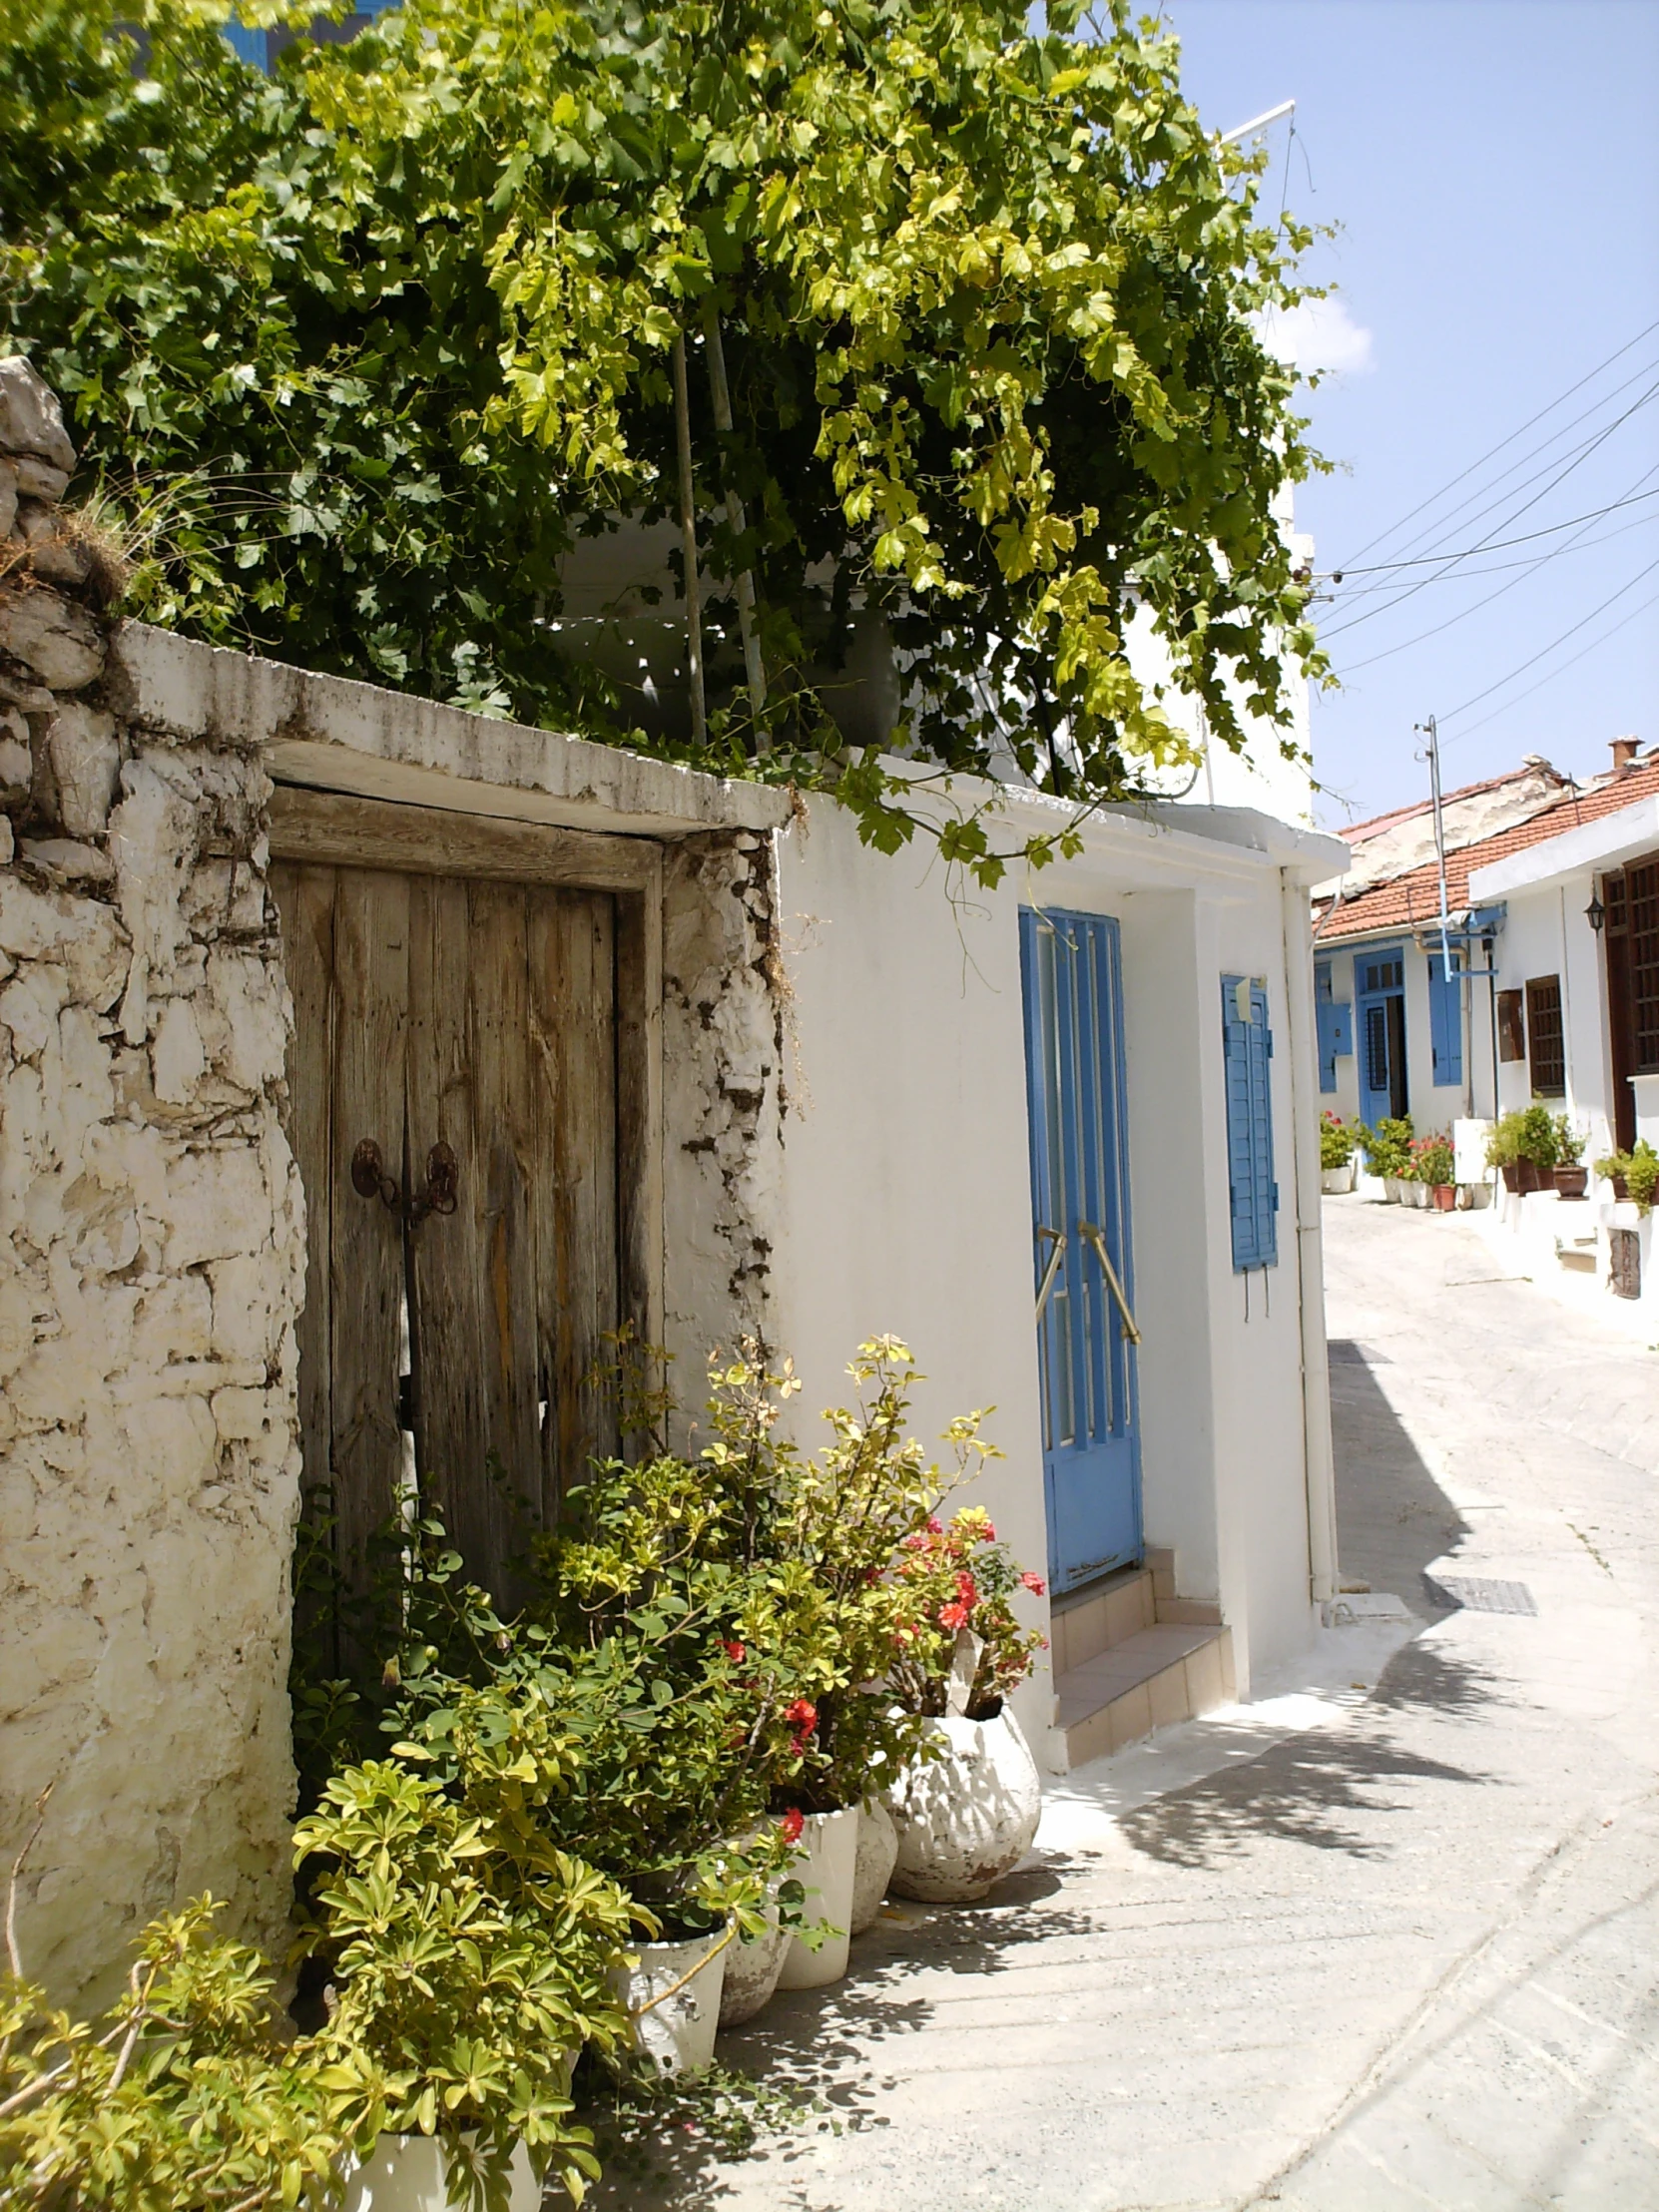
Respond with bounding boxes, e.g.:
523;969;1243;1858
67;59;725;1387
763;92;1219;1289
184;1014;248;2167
1438;549;1659;729
1322;481;1659;578
1443;582;1659;748
1336;315;1659;568
1320;375;1659;640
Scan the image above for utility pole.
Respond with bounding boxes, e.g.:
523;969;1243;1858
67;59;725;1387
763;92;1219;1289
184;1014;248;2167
1415;714;1454;983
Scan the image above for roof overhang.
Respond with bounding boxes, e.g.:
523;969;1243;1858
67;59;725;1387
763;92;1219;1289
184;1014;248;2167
1468;796;1659;901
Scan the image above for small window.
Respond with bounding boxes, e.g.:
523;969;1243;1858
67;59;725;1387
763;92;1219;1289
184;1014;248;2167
1497;989;1526;1063
1525;975;1565;1096
1361;955;1403;994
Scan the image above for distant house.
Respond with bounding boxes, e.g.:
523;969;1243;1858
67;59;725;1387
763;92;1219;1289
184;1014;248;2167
1311;748;1653;1135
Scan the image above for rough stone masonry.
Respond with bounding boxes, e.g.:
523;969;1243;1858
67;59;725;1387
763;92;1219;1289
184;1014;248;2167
0;359;304;2010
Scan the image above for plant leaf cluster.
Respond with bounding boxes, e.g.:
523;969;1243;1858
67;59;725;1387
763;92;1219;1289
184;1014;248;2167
0;0;1326;880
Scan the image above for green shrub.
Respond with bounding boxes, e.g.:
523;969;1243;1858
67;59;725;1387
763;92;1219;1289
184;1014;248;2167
1595;1140;1659;1213
1360;1116;1413;1178
1410;1133;1454;1188
0;1900;370;2212
1518;1103;1560;1170
1319;1112;1355;1170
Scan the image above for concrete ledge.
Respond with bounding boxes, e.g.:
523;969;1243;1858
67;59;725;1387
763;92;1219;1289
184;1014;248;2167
109;623;794;841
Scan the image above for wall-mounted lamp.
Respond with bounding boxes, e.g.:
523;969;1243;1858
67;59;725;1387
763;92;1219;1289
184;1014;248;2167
1585;891;1606;934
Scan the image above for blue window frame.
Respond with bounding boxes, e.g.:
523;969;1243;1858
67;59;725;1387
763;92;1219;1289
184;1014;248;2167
1427;951;1463;1087
223;4;391;70
1314;957;1353;1094
1222;975;1278;1271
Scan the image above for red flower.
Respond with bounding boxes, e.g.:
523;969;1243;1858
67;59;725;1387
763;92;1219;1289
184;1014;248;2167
926;1516;943;1535
938;1599;970;1631
1020;1570;1047;1596
780;1808;805;1846
721;1639;747;1663
981;1518;996;1541
783;1696;818;1751
954;1570;979;1609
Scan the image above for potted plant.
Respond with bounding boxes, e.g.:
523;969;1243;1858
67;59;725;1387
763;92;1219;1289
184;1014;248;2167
1486;1111;1533;1193
882;1506;1048;1904
1552;1117;1588;1198
294;1736;636;2212
1361;1115;1413;1199
1596;1141;1658;1214
1516;1102;1560;1191
0;1899;373;2212
1410;1132;1456;1210
1319;1111;1357;1194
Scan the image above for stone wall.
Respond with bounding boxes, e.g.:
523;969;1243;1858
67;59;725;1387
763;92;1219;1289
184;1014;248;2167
661;830;789;1410
0;362;303;2010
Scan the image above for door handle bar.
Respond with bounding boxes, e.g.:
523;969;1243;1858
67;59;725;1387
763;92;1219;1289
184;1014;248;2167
1078;1220;1141;1346
1034;1226;1066;1322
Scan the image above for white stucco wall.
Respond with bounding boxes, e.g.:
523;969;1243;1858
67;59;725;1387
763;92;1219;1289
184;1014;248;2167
770;795;1345;1759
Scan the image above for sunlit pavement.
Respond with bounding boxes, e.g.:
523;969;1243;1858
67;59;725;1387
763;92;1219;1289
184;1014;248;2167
595;1197;1659;2212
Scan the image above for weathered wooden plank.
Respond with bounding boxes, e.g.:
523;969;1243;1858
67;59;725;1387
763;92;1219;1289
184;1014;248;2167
463;881;542;1597
404;873;491;1586
615;861;665;1431
271;860;336;1668
327;867;410;1631
530;889;619;1517
271;786;656;893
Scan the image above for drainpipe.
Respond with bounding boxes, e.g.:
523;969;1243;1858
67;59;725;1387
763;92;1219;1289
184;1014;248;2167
1281;871;1340;1609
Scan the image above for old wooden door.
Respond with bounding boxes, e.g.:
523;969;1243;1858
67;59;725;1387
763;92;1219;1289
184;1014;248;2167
271;789;660;1623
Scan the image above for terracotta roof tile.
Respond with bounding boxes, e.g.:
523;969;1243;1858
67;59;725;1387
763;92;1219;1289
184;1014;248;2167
1316;756;1659;943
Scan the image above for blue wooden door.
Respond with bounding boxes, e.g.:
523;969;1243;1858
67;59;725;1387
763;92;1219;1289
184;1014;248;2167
1019;908;1142;1594
1357;945;1406;1125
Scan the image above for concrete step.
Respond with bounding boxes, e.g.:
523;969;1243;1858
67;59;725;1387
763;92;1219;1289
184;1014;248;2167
1054;1623;1236;1769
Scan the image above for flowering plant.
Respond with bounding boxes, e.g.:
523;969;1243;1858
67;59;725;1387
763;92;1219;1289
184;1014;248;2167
1408;1132;1454;1188
1319;1111;1355;1170
885;1506;1048;1720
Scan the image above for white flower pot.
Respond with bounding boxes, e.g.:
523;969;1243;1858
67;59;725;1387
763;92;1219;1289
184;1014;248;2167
775;1807;858;1989
1320;1163;1355;1194
611;1931;729;2075
888;1709;1042;1904
342;2134;539;2212
849;1797;898;1936
717;1904;791;2028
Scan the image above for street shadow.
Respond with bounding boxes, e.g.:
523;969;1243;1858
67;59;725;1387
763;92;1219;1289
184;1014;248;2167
577;1879;1106;2209
1367;1637;1508;1719
1114;1719;1491;1869
1329;1339;1471;1622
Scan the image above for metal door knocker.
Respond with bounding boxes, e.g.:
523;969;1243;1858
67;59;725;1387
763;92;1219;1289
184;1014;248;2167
350;1138;460;1224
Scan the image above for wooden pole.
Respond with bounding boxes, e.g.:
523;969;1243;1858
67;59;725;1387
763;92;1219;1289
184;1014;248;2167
701;300;768;742
670;331;707;749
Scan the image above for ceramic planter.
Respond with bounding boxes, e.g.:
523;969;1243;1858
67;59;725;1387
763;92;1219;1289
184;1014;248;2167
717;1906;791;2028
849;1797;899;1936
342;2134;540;2212
612;1931;729;2075
1431;1183;1456;1211
1320;1163;1356;1195
888;1708;1042;1905
776;1807;858;1989
1554;1166;1588;1199
1382;1174;1404;1203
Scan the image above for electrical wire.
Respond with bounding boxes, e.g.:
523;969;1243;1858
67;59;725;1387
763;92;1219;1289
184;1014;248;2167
1335;315;1659;568
1326;462;1659;674
1323;481;1659;579
1437;549;1659;730
1442;581;1659;748
1320;375;1659;640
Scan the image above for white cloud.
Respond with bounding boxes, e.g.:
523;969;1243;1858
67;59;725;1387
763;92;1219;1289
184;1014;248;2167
1256;296;1376;377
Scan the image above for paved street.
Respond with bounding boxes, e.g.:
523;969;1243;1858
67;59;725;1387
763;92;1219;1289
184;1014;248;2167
598;1197;1659;2212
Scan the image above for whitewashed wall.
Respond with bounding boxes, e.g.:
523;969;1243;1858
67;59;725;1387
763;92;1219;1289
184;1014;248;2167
770;796;1345;1757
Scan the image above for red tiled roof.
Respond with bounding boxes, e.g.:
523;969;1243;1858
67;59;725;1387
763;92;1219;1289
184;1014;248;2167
1316;755;1659;943
1337;760;1570;849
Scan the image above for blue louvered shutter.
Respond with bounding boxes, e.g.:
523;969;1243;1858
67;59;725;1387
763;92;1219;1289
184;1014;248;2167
1427;953;1462;1087
1222;977;1279;1271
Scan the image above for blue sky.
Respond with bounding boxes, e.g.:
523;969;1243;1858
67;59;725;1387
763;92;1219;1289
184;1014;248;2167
1158;0;1659;830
